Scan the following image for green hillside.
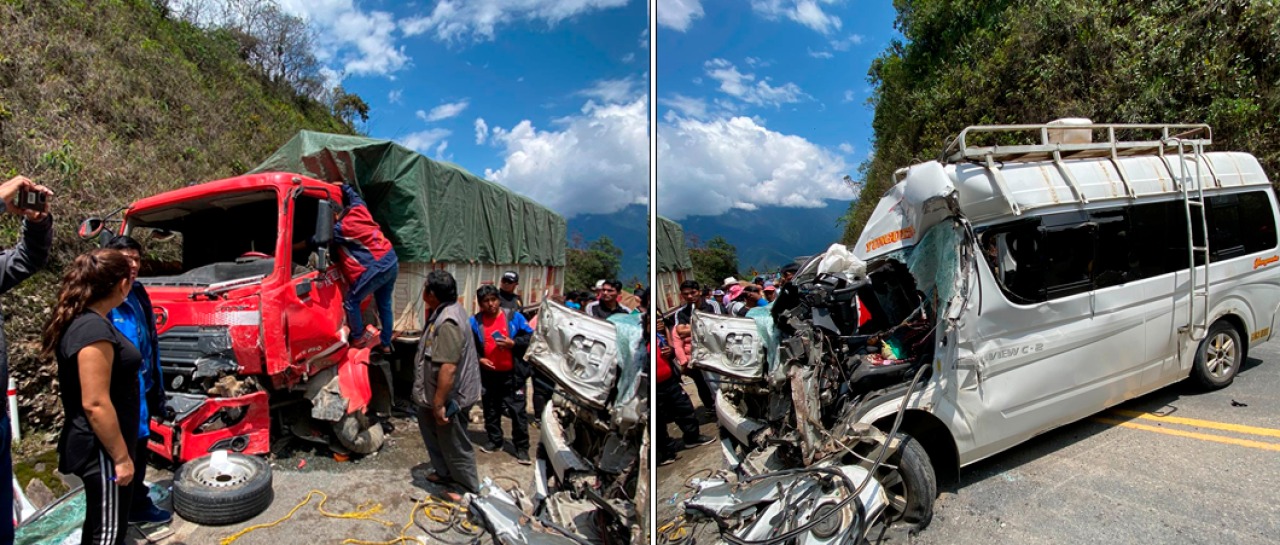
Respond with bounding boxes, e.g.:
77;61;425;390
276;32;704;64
844;0;1280;244
0;0;356;430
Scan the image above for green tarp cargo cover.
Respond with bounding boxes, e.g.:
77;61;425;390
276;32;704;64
656;216;692;273
252;131;566;266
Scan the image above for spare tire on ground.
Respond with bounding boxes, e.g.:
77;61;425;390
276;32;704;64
173;452;273;526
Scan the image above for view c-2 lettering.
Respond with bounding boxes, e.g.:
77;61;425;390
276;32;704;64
982;342;1045;362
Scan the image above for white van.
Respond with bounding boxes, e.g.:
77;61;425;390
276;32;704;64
689;121;1280;534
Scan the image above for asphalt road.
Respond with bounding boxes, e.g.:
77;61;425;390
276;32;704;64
656;342;1280;545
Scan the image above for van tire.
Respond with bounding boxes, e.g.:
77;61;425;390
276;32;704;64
863;434;936;533
173;453;273;526
1192;321;1242;390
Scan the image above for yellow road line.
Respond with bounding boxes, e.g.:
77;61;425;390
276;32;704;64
1093;417;1280;452
1109;409;1280;439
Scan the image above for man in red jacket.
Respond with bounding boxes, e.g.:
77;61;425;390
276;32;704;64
327;182;399;353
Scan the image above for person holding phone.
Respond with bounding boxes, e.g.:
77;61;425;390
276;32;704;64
469;285;534;464
412;270;481;501
0;175;53;543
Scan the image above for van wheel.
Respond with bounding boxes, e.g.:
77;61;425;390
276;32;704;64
334;411;385;455
861;434;936;533
1192;321;1242;390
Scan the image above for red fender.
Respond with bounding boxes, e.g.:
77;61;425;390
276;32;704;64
339;346;373;414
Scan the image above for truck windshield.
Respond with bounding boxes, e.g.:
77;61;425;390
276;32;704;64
127;190;282;287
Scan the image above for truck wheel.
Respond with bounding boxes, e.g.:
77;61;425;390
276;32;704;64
334;411;385;455
1192;321;1242;390
861;434;936;533
173;453;273;526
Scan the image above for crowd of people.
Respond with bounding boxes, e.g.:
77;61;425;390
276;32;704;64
654;263;799;466
0;171;648;543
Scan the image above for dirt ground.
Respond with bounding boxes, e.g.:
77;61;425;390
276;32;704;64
17;401;538;545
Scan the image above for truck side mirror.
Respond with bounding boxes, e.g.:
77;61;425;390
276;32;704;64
315;200;334;246
314;200;334;270
78;218;104;240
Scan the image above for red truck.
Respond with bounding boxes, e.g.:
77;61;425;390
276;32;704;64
80;172;389;463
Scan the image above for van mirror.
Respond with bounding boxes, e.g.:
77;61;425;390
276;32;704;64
150;228;177;242
315;200;334;246
77;218;104;240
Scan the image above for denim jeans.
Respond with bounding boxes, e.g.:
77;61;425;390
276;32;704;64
345;267;398;347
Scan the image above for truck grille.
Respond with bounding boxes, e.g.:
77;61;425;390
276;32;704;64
159;326;232;391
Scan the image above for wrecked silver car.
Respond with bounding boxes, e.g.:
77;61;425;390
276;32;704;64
687;242;949;541
470;300;648;545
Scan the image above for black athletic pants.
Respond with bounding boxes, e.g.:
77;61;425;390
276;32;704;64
531;367;553;421
657;377;701;457
80;448;133;545
481;368;530;451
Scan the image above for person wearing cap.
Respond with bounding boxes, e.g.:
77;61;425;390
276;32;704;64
593;279;605;301
584;279;631;319
763;282;777;304
498;271;523;312
720;276;738;308
664;280;720;412
728;284;764;317
470;285;534;464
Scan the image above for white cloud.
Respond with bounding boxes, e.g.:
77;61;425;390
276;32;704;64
838;142;854;154
475;118;489;144
830;33;865;51
485;99;648;218
843;89;855;102
402;0;629;42
658;113;853;219
416;110;429;122
422;99;470;122
622;52;636;63
657;0;704;31
277;0;408;76
176;0;409;78
400;128;452;154
388;89;403;104
704;59;808;107
577;77;640;104
808;49;833;59
750;0;842;35
662;94;710;120
435;140;450;158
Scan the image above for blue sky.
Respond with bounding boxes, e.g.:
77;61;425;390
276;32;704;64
655;0;900;219
181;0;650;219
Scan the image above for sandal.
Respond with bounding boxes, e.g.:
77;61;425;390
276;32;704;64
425;472;449;484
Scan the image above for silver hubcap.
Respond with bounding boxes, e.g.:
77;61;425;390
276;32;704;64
192;457;255;488
1205;332;1237;379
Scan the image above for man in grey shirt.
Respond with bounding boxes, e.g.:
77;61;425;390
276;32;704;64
412;270;481;500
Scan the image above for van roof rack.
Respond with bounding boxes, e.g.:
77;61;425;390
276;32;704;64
940;122;1212;164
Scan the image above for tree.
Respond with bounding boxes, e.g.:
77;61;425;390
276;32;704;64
689;235;739;290
844;0;1280;245
565;235;623;292
331;87;370;127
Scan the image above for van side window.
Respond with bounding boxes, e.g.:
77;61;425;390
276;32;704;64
1206;192;1277;260
981;190;1278;304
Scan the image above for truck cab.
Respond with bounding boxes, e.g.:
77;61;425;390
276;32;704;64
83;172;383;462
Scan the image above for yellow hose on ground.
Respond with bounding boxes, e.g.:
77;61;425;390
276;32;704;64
219;490;475;545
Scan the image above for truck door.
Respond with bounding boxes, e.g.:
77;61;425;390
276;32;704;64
282;193;347;375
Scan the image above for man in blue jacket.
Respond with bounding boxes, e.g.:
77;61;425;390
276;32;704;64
105;235;170;526
469;285;534;464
